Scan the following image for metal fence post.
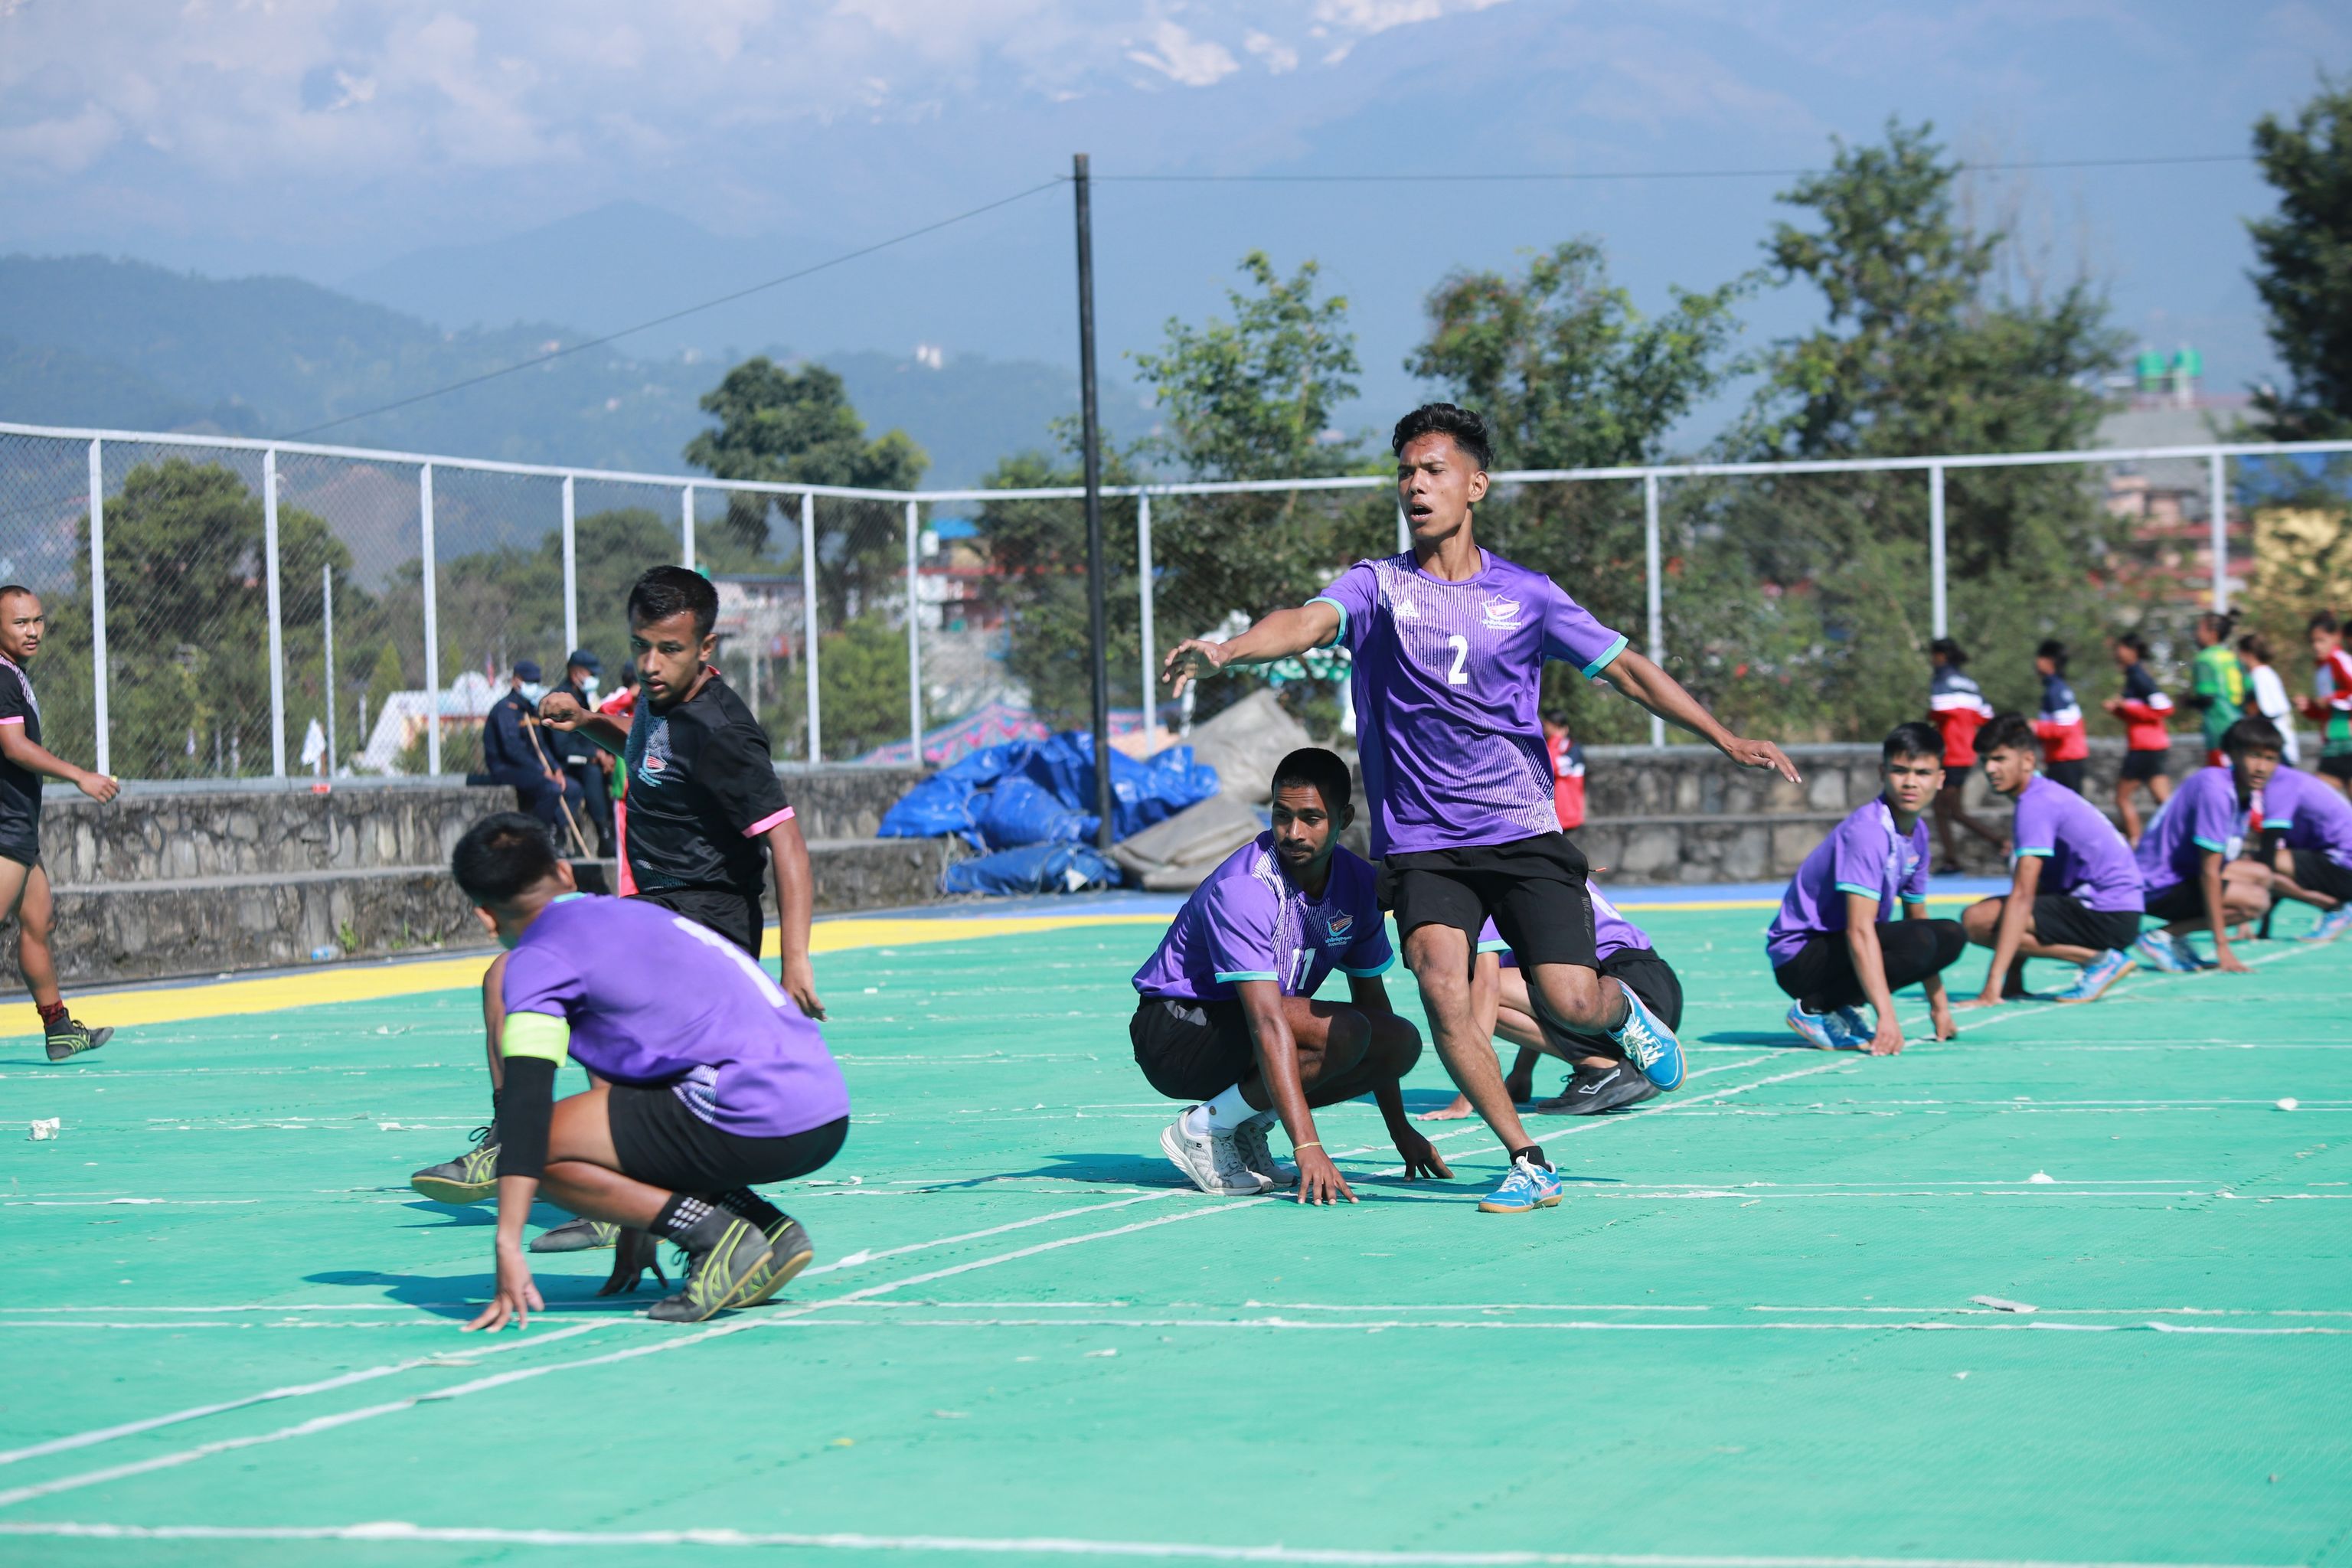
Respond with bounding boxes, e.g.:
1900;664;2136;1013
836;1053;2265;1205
561;474;579;658
421;463;441;776
905;496;923;765
2208;451;2230;612
801;492;820;764
1137;490;1156;729
263;447;287;776
322;562;336;774
1644;472;1664;749
1929;462;1949;639
681;484;695;570
86;439;109;778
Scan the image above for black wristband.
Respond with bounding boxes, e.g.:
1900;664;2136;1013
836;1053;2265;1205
494;1056;557;1180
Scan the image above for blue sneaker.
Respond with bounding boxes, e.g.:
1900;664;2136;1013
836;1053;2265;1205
1612;986;1684;1089
1477;1155;1565;1214
2306;906;2352;945
1785;1001;1845;1050
1833;1005;1870;1043
2054;948;2135;1004
2132;931;2197;975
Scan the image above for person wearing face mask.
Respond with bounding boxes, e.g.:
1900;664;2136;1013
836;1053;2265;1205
479;658;587;838
550;650;616;857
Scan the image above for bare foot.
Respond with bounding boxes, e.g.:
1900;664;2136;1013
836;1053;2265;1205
1416;1093;1475;1122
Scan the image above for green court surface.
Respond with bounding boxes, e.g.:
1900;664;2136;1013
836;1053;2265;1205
2;902;2348;1568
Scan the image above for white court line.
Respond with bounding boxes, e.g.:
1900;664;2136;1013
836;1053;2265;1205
0;1197;1269;1511
0;1521;2296;1566
0;1321;603;1468
755;1315;2352;1336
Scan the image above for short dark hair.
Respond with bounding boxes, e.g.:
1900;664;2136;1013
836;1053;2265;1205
0;583;37;606
2238;631;2274;664
1978;713;2038;757
1390;403;1493;472
2199;609;2239;639
451;812;561;906
2035;638;2067;669
627;565;718;640
1883;720;1943;764
2115;631;2151;658
2312;609;2342;636
2223;715;2285;757
1929;636;1967;666
1270;746;1352;815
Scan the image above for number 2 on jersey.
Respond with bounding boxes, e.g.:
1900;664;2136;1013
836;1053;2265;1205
1444;634;1469;685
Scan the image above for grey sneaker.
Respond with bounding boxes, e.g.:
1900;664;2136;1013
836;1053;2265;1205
530;1217;619;1253
737;1217;815;1308
1158;1112;1272;1197
1232;1116;1295;1186
44;1017;111;1063
646;1217;776;1324
410;1127;498;1204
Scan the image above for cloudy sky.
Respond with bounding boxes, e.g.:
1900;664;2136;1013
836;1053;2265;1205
3;0;2346;433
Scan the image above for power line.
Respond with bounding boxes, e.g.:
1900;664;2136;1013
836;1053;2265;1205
1096;152;2254;184
282;177;1070;440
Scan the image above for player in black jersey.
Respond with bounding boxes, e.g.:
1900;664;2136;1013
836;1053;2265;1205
410;567;825;1250
0;587;121;1061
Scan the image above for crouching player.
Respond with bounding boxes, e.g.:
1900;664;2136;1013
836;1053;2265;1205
1766;723;1965;1054
2250;761;2352;943
453;813;848;1330
1419;883;1679;1120
2130;718;2280;977
1131;748;1450;1204
1958;714;2144;1005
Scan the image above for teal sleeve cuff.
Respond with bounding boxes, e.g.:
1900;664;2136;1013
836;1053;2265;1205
1306;596;1348;649
1338;952;1397;978
2014;846;2054;858
2192;836;2227;853
1214;969;1279;984
1833;881;1880;899
1474;938;1511;955
1579;633;1628;680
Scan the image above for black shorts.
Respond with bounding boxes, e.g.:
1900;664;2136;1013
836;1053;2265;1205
629;886;763;959
2321;753;2352;783
2044;760;2087;795
1378;833;1596;970
1131;996;1255;1102
2291;849;2352;903
0;828;39;871
2142;880;2204;923
2119;750;2170;783
2030;895;2143;953
607;1086;846;1194
1772;920;1968;1014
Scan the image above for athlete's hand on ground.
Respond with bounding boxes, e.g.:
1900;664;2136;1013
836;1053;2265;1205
597;1227;666;1296
1160;639;1227;697
1929;1002;1958;1042
1954;991;2005;1010
1723;736;1802;784
537;692;586;730
1294;1147;1357;1205
1391;1128;1452;1182
76;769;119;804
1416;1093;1474;1122
1867;1018;1907;1056
2217;949;2254;975
466;1244;544;1332
782;954;826;1021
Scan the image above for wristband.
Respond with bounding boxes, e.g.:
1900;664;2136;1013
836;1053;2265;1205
1294;1142;1323;1152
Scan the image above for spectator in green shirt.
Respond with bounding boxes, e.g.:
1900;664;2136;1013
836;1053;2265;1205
2187;611;2250;766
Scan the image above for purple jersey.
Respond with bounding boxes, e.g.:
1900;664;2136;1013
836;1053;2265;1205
1132;833;1393;1003
1766;799;1931;965
1311;551;1626;857
2134;766;2250;896
1478;882;1652;968
500;895;848;1140
2008;774;2142;912
2263;766;2352;870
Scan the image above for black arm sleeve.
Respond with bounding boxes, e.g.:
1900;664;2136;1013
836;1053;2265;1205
494;1056;557;1179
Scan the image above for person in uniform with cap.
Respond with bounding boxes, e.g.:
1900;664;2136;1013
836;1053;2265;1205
481;658;586;835
550;650;616;856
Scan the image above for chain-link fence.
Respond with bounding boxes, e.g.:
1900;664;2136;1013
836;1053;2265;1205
3;420;2350;782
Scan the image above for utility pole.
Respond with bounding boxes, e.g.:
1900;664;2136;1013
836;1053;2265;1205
1074;152;1113;850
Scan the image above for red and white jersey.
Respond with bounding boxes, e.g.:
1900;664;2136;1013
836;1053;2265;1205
1929;665;1995;767
2324;648;2352;715
1547;733;1586;831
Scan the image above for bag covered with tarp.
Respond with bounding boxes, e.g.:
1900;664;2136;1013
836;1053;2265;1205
879;730;1218;850
940;841;1122;897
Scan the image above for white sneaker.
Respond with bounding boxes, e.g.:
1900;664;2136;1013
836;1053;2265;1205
1159;1112;1272;1197
1233;1116;1296;1187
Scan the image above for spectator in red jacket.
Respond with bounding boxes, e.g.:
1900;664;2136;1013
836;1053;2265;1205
1544;712;1586;832
1929;639;2003;872
2102;632;2174;845
2031;639;2091;795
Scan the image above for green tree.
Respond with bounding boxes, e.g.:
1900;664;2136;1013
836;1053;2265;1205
1410;240;1751;740
2249;77;2352;439
972;447;1144;730
1722;120;2125;738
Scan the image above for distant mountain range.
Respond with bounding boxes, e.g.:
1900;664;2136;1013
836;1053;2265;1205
0;251;1152;487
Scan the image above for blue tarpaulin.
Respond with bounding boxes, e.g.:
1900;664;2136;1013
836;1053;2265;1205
879;731;1219;854
940;841;1123;897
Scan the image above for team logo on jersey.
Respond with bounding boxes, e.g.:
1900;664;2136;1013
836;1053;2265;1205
1390;596;1419;619
1481;596;1522;629
636;718;673;781
1324;912;1355;945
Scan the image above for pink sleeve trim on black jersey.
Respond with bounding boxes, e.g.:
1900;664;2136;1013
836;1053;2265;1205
0;715;23;726
741;805;795;838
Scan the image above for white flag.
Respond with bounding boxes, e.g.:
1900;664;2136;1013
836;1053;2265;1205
299;718;328;772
